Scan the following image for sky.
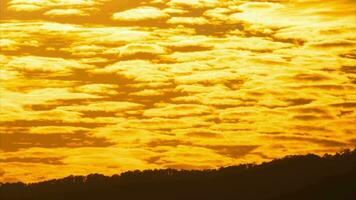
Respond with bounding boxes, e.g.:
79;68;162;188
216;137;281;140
0;0;355;183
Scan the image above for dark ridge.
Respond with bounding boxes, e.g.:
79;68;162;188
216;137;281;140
1;149;355;200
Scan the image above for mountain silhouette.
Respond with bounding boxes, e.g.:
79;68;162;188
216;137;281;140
1;149;355;200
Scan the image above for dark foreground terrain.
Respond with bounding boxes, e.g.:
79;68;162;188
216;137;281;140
1;149;355;200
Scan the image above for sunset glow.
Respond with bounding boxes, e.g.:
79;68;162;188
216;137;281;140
0;0;355;183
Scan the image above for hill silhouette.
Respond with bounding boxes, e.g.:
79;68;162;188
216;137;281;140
1;149;355;200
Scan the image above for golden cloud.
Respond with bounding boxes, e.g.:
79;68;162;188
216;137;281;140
167;17;210;25
44;8;89;16
1;0;356;183
112;7;169;21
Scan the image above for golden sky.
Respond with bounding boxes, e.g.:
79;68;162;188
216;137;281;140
0;0;356;183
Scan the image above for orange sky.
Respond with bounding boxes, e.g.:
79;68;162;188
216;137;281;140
0;0;356;183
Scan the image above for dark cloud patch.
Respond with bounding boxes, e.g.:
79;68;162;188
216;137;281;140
331;102;356;108
146;139;192;148
144;155;213;169
285;98;314;106
246;91;265;97
262;98;314;109
223;79;246;90
185;130;222;138
293;114;333;121
295;84;346;90
163;163;211;170
80;111;122;118
203;145;259;159
195;24;243;36
310;40;356;48
271;136;346;147
51;73;187;109
1;120;110;129
118;53;162;61
293;125;328;132
251;152;274;160
293;73;330;81
127;87;191;109
349;138;356;145
53;69;134;86
144;156;162;165
340;52;356;59
0;168;5;177
290;107;329;115
0;127;28;134
337;110;354;117
168;45;213;52
340;65;356;74
173;7;207;17
270;36;305;46
108;17;171;28
0;132;114;152
1;45;75;59
0;157;65;165
259;131;283;135
25;99;93;111
349;77;356;84
109;0;164;12
145;139;259;158
210;101;257;110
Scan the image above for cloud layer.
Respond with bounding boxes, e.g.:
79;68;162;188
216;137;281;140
0;0;355;183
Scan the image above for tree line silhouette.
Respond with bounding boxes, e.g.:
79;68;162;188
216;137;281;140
1;149;355;200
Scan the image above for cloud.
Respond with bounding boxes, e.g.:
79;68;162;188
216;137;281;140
1;0;356;183
92;60;171;83
0;168;4;177
130;89;164;97
340;66;356;74
75;84;119;95
117;43;166;56
0;88;100;123
167;0;219;8
270;136;347;148
7;0;99;12
163;7;188;14
0;156;65;165
3;88;85;101
119;117;211;130
11;88;99;105
212;37;294;52
143;104;212;118
0;39;19;51
203;145;259;159
292;73;330;82
230;2;286;27
145;138;259;159
204;7;231;21
174;128;222;138
44;8;89;16
175;70;243;85
8;3;42;11
0;132;114;152
29;126;90;134
60;101;144;113
5;56;93;73
112;7;169;21
167;17;210;25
